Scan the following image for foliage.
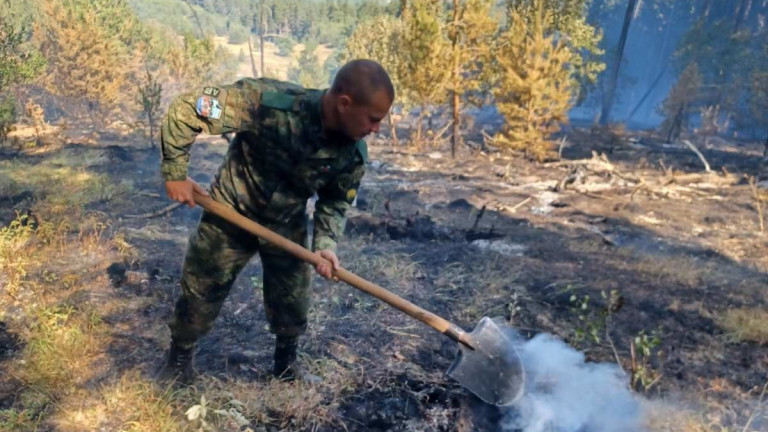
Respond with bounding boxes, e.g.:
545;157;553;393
398;0;451;139
446;0;500;154
672;7;768;134
227;24;249;44
658;63;701;142
188;0;396;47
507;0;604;100
128;0;229;37
0;13;45;140
287;42;329;89
567;288;623;345
0;96;14;141
630;328;663;393
341;15;405;105
34;0;144;122
0;19;45;92
274;36;296;57
492;1;575;161
167;33;236;90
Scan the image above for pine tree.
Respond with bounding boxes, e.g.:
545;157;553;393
492;1;574;161
35;0;137;125
508;0;604;100
446;0;499;157
398;0;451;142
658;63;702;143
287;42;328;89
0;17;45;140
341;15;406;144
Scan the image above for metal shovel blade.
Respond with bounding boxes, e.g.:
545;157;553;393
446;317;525;406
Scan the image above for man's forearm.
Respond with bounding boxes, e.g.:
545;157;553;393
312;200;350;252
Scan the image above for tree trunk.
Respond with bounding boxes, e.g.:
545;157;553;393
733;0;751;32
387;113;399;146
184;0;205;39
763;132;768;157
599;0;639;125
247;34;258;78
259;1;266;77
451;0;460;158
627;65;667;121
148;112;155;148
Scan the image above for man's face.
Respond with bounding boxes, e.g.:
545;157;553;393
337;90;392;141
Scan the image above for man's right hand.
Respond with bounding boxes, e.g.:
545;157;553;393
165;178;209;208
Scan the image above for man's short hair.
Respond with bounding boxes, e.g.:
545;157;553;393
330;59;395;106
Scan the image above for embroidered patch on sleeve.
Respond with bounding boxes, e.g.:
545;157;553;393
196;96;222;119
202;87;220;97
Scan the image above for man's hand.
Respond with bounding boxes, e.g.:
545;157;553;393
315;249;340;282
165;178;209;208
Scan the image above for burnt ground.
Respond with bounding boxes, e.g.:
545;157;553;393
1;127;767;431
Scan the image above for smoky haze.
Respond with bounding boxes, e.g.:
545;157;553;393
574;0;768;134
501;331;643;432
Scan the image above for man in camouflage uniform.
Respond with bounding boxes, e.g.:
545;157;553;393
156;60;394;383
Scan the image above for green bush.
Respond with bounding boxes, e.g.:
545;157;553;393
0;95;16;141
274;37;296;57
228;25;249;45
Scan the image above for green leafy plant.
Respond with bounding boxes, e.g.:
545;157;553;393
630;328;663;393
568;289;622;345
136;67;163;148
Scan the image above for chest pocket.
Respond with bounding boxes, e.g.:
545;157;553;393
291;147;343;195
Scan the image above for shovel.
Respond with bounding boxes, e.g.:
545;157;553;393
193;192;525;406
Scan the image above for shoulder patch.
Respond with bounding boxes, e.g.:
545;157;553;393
202;87;220;97
196;96;222;119
260;92;297;110
355;140;369;163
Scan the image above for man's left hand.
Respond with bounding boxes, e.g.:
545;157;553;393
315;249;340;282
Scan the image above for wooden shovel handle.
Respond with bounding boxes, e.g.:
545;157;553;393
193;192;474;348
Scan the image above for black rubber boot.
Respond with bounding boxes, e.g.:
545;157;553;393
155;342;196;385
273;336;300;381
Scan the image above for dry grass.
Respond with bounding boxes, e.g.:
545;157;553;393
51;372;179;432
171;357;359;431
341;241;424;295
718;308;768;344
0;159;132;221
15;304;106;393
645;400;766;432
0;213;35;297
571;239;715;290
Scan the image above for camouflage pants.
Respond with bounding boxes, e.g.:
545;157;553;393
168;210;311;349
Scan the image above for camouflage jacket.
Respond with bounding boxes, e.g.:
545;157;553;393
160;78;368;252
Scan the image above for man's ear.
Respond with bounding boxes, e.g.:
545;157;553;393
338;94;353;113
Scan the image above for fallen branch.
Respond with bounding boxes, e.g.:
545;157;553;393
468;204;487;233
137;191;162;199
681;140;712;173
498;197;532;214
124;202;184;219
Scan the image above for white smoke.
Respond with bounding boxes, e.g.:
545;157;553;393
501;332;645;432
